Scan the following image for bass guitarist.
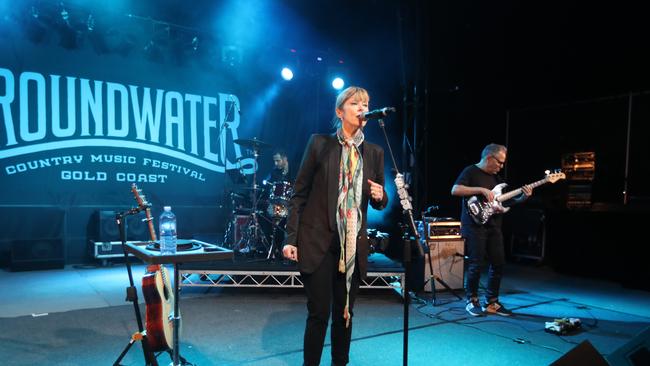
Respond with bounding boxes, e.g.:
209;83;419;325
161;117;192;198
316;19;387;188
451;143;533;317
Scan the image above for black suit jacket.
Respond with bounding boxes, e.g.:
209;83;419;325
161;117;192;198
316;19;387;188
286;133;388;278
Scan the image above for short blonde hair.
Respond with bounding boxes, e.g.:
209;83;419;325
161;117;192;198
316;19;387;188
332;86;369;128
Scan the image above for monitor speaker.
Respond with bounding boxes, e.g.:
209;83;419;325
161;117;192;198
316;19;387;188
550;340;609;366
608;326;650;366
424;238;464;291
10;239;64;271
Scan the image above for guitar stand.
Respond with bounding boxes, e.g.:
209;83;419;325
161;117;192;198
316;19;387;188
113;210;159;366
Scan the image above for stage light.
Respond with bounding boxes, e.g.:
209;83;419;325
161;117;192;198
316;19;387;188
281;67;294;81
86;14;95;31
221;45;242;67
191;36;199;51
144;40;155;52
332;77;345;90
59;4;70;27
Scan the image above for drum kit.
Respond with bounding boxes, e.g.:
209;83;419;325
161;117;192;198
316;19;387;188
224;137;293;260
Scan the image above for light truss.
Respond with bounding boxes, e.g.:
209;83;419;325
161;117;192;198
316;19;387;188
180;269;404;292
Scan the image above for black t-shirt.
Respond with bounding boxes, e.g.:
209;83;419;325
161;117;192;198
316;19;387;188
454;164;504;228
268;168;292;183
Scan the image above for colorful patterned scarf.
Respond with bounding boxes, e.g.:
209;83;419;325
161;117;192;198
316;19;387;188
336;127;364;328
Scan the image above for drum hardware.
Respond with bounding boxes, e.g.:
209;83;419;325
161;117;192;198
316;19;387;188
242;212;286;260
268;181;293;205
232;137;272;150
230;138;271;255
222;137;292;260
266;203;288;218
261;180;292;259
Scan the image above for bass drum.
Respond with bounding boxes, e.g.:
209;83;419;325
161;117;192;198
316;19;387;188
269;181;293;204
267;203;288;218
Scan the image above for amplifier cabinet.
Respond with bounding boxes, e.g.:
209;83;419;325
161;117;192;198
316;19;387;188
424;238;465;292
425;220;461;239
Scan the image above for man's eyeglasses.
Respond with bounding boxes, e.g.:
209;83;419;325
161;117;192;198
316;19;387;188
491;155;506;166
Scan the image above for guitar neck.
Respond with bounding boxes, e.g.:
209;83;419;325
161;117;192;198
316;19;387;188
144;207;161;272
144;208;157;242
496;177;549;202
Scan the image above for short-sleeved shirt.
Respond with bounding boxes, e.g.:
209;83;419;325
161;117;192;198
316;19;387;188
454;164;505;228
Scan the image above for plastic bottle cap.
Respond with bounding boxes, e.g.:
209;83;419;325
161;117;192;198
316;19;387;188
164;206;171;211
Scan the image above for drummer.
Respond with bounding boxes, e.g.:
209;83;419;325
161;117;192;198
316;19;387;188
264;149;292;185
262;149;293;260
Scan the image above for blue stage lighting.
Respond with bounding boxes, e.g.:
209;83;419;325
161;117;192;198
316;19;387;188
281;67;294;81
332;77;345;90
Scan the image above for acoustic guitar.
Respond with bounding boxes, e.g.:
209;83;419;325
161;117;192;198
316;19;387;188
131;184;174;352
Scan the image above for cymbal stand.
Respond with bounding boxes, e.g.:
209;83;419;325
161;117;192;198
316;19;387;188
222;192;238;250
234;145;270;254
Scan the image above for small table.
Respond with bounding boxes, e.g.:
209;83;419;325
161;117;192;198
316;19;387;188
124;240;233;366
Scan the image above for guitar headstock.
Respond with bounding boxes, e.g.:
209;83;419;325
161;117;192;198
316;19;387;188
130;183;157;242
131;183;151;210
544;169;566;184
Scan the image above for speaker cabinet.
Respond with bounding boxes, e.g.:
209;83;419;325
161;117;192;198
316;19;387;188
424;238;464;292
10;239;64;271
608;326;650;366
509;208;546;261
551;340;609;366
98;210;150;242
99;210;121;242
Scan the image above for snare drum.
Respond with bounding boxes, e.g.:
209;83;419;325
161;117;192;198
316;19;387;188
269;181;293;204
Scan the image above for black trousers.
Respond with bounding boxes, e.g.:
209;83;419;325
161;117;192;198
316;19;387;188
463;225;505;303
301;242;361;366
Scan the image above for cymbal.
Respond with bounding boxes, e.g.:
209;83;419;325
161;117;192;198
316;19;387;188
233;137;271;149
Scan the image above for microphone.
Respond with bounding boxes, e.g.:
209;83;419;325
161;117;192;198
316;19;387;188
358;107;396;120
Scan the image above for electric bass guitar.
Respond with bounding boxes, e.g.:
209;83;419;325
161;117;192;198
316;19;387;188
131;184;174;352
467;171;565;225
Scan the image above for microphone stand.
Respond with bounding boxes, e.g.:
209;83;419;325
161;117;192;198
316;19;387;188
376;118;423;366
217;95;237;169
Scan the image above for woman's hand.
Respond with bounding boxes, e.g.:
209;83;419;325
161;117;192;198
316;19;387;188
283;244;298;261
368;179;384;202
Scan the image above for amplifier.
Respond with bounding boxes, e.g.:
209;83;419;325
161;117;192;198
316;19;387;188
562;151;595;181
424;238;465;291
424;219;461;239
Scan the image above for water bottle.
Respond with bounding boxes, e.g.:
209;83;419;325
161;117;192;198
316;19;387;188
159;206;177;255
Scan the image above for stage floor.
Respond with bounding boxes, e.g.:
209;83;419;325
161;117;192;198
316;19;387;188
1;261;649;365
